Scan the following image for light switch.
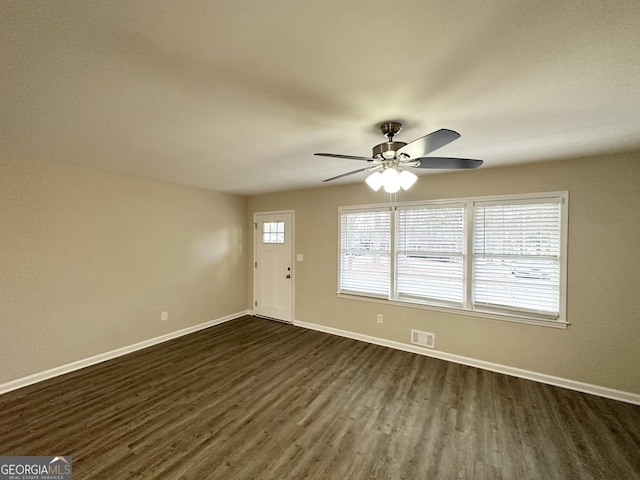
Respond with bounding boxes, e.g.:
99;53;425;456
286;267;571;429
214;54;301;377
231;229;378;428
296;254;304;262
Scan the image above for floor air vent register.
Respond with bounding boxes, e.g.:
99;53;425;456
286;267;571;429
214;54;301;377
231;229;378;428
411;329;435;349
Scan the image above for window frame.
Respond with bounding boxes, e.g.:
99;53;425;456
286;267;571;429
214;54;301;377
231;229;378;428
337;191;569;329
395;202;467;307
338;206;392;298
262;220;286;244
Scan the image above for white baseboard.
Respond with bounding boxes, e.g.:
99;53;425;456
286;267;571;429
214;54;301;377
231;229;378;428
5;312;637;406
0;310;250;395
293;319;640;406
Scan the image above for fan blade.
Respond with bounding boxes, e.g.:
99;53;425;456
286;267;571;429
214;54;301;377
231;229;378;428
323;167;370;182
315;153;376;162
397;129;460;158
411;157;483;169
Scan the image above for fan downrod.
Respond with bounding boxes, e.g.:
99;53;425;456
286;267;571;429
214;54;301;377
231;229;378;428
378;121;403;140
373;121;406;159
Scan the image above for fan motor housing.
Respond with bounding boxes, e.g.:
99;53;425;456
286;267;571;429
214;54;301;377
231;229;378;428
372;141;407;159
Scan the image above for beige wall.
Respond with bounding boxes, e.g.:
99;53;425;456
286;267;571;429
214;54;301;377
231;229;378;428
0;156;248;384
2;151;638;395
248;152;640;394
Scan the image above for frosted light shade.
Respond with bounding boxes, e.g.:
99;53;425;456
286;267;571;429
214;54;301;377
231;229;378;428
382;168;401;193
399;170;418;190
365;171;383;191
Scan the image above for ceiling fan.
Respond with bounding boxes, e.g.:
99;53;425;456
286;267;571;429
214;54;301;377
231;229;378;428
315;121;483;192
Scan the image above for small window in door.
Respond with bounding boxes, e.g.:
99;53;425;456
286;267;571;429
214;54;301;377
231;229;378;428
263;221;285;244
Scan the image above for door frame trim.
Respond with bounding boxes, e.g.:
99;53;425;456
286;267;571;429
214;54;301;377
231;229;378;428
253;210;295;322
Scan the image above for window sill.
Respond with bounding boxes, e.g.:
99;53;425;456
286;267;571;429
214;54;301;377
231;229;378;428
336;293;569;329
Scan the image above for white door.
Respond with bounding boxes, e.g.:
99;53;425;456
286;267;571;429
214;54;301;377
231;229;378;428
254;212;293;322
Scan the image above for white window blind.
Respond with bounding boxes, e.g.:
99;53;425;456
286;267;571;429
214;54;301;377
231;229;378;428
472;200;562;318
397;206;465;305
338;192;567;326
339;208;390;297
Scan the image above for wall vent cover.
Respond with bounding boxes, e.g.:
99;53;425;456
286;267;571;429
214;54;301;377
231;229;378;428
411;329;435;349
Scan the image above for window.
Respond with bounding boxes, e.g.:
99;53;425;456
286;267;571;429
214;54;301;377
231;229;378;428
339;208;390;297
397;205;465;305
338;192;568;327
262;221;285;244
472;200;562;317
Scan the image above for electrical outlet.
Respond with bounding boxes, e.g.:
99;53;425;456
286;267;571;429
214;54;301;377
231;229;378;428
377;314;383;324
161;311;168;321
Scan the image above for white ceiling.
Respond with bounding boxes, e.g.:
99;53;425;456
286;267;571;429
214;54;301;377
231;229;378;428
2;1;640;195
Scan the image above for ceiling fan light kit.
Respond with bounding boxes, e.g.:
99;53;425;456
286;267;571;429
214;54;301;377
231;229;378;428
316;121;483;192
398;169;418;190
366;168;418;193
365;170;384;191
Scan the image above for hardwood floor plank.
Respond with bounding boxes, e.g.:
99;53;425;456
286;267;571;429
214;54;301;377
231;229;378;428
1;316;638;479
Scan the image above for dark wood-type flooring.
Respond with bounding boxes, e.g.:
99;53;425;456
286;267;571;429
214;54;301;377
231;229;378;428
1;316;639;479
